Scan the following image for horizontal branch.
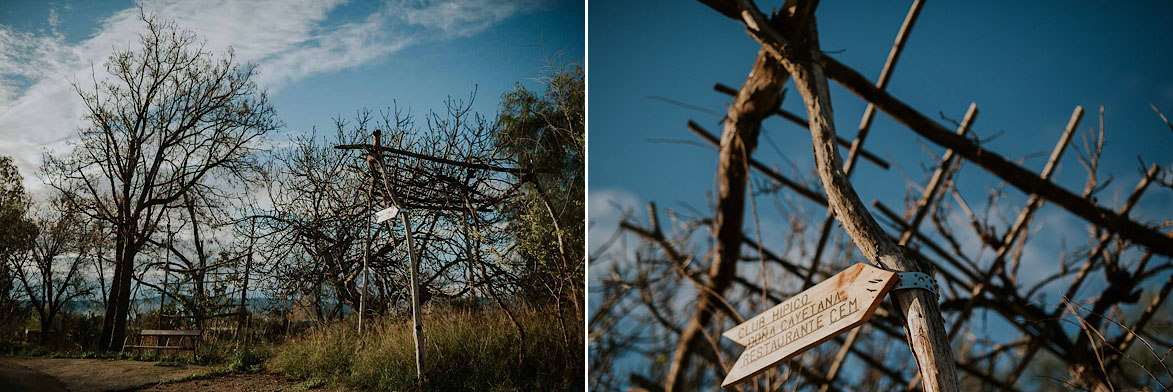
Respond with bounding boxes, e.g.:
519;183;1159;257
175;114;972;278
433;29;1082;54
713;82;890;169
821;55;1173;257
334;143;548;175
687;121;828;205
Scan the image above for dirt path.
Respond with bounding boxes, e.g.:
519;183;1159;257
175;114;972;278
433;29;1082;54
0;357;212;392
0;358;68;392
140;372;347;392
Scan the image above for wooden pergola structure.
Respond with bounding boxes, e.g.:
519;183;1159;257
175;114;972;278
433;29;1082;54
599;1;1172;391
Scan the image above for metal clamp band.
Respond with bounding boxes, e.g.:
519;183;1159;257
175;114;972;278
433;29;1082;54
892;271;940;297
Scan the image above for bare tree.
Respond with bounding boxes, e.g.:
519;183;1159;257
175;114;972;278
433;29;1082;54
44;9;279;350
590;2;1173;391
260;99;528;321
134;192;249;330
8;194;95;346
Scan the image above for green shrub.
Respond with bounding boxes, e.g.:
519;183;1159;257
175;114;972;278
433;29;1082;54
228;346;269;373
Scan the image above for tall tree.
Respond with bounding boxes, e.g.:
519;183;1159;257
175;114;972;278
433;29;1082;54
495;63;585;308
494;62;585;379
45;10;278;350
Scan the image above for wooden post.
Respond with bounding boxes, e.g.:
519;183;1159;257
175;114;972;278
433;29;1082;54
686;2;961;389
401;206;424;386
238;219;254;345
779;31;961;392
714;3;962;389
371;130;425;387
359;167;372;337
159;217;170;331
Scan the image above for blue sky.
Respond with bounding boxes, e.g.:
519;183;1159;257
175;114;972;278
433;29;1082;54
0;0;584;192
589;1;1172;216
589;1;1172;277
588;0;1173;386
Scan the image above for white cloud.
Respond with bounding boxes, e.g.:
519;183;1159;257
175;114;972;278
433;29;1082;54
47;8;60;30
588;188;641;253
0;0;538;193
400;0;536;38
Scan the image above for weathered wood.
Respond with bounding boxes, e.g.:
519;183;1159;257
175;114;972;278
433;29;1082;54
773;14;961;392
807;0;923;290
824;101;974;392
844;0;924;176
711;83;890;169
335;143;541;175
691;1;961;390
123;329;201;359
367;130;425;386
687;121;828;206
820;55;1173;257
721;263;898;387
374;206;399;223
944;106;1082;341
649;3;1173;392
663;47;791;392
139;329;201;336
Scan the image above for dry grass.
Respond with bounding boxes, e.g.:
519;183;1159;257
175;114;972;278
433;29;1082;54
271;306;579;391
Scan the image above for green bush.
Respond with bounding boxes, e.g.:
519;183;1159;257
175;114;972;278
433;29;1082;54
228;346;268;373
272;306;579;391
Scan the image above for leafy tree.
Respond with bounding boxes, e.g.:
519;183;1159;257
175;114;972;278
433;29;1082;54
494;63;585;380
495;63;585;307
0;156;35;336
0;156;35;259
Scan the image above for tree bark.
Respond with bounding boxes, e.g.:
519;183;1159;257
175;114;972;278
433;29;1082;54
110;237;137;350
778;21;960;392
98;227;125;351
664;48;789;392
820;56;1173;257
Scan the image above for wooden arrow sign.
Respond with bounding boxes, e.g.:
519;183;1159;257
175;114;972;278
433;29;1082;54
374;206;400;223
721;263;898;388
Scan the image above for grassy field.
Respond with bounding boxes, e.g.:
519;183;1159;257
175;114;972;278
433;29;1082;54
271;306;580;391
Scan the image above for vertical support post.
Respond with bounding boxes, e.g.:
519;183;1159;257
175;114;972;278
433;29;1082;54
159;217;170;331
805;0;926;288
401;205;424;387
370;130;425;387
359;158;373;337
238;219;254;346
771;14;960;391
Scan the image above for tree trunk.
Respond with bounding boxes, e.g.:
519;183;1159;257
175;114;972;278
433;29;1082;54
98;226;126;351
110;235;137;351
38;309;50;347
778;21;960;392
664;48;789;392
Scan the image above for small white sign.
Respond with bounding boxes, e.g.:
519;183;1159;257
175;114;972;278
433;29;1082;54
374;206;400;223
721;263;898;388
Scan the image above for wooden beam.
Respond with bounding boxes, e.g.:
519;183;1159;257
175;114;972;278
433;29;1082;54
821;56;1173;257
687;121;828;206
712;82;891;169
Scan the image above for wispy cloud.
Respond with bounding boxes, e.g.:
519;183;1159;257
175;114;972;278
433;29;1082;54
0;0;539;192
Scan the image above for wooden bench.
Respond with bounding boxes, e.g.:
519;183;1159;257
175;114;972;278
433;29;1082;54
123;329;202;358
